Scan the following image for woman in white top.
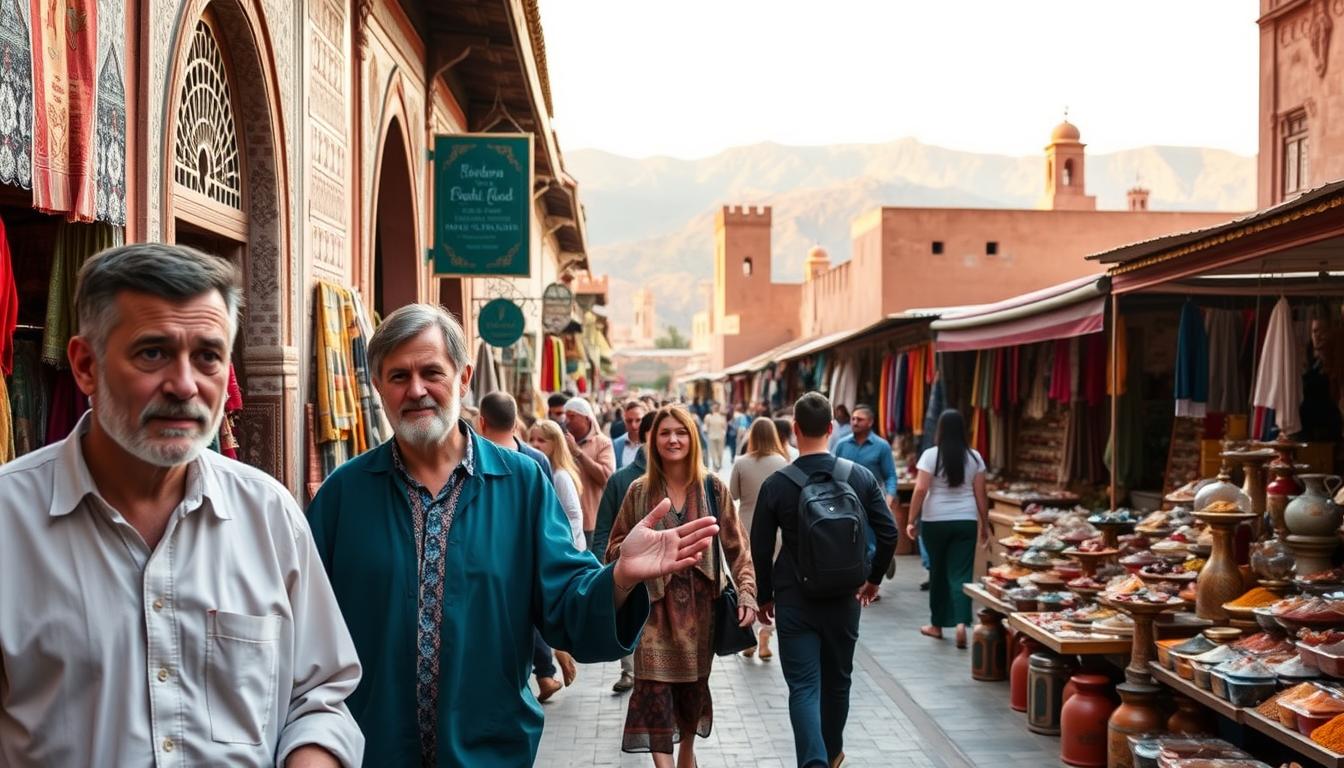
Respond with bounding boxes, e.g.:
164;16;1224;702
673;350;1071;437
729;417;791;659
528;420;588;550
904;409;990;648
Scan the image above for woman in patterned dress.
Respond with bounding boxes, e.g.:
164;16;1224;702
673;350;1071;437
606;405;757;768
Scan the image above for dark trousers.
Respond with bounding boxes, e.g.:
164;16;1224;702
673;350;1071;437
922;519;977;627
533;629;556;680
776;598;861;768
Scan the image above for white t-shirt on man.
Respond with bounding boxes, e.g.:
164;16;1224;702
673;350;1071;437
915;447;985;522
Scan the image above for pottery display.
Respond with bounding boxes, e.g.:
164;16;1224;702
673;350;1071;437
1166;694;1214;735
1193;509;1257;622
1192;467;1250;514
1284;474;1343;536
1060;674;1114;767
971;608;1007;682
1107;681;1163;768
1027;651;1073;735
1010;637;1040;713
1250;536;1295;582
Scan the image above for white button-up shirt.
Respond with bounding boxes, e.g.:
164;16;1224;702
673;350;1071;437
0;414;364;767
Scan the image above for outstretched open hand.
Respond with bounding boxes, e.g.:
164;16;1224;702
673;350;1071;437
613;498;720;588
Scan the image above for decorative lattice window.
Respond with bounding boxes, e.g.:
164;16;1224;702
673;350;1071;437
174;19;242;209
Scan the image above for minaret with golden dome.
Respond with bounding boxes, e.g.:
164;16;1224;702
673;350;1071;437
1040;113;1097;211
804;245;831;281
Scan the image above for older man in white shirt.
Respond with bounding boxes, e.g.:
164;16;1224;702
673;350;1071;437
0;244;363;767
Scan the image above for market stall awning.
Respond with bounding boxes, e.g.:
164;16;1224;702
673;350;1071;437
777;315;936;363
928;274;1110;352
1090;179;1344;294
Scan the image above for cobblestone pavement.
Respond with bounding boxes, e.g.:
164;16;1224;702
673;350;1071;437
535;546;1063;767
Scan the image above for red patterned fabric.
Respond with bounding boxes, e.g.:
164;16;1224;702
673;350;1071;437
0;216;16;375
30;0;99;221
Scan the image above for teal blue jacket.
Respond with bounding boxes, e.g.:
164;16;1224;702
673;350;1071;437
307;430;650;767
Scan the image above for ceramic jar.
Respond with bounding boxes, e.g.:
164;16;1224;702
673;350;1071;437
1010;637;1040;713
1167;694;1213;735
1107;682;1164;768
1061;674;1115;768
1250;537;1294;582
971;609;1007;681
1284;474;1343;536
1028;652;1073;735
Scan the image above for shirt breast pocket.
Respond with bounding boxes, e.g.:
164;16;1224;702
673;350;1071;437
205;610;281;745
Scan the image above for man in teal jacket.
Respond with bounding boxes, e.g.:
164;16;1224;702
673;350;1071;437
308;304;717;767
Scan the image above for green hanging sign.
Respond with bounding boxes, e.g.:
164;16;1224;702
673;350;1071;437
431;133;533;277
477;299;526;348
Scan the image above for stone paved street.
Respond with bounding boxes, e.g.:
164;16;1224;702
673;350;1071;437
536;549;1063;767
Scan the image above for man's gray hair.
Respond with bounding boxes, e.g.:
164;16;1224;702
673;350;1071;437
368;303;471;378
75;243;244;355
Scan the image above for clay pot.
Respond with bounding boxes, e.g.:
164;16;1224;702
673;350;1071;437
1167;694;1213;735
1284;474;1343;536
1011;637;1040;713
1061;674;1115;767
972;608;1007;682
1028;652;1074;735
1107;682;1163;768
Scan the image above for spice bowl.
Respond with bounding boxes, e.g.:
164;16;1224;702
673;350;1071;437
1254;607;1283;634
1209;669;1230;699
1278;703;1299;731
1217;672;1278;707
1191;662;1215;691
1314;641;1344;678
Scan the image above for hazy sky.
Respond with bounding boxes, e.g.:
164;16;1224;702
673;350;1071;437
542;1;1261;160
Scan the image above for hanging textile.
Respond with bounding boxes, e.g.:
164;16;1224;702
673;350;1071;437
314;282;357;446
1025;343;1049;420
92;0;127;225
471;340;500;405
41;221;122;366
919;371;945;452
1107;316;1128;397
877;355;890;436
1105;327;1144;490
1174;301;1209;418
30;0;99;220
304;403;323;501
0;375;11;463
350;289;390;445
1081;333;1107;407
0;0;33;190
45;366;86;443
0;216;14;375
216;364;243;459
1206;308;1247;414
1048;338;1072;403
1252;296;1303;436
8;339;46;456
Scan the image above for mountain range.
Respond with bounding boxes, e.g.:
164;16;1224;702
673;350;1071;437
568;138;1257;335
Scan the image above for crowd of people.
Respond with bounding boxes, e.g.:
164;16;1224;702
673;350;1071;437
0;242;994;768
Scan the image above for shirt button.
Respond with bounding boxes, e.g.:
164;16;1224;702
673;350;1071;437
162;738;174;752
157;667;171;682
152;598;164;612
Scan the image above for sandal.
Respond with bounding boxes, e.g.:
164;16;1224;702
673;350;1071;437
955;628;968;649
919;625;943;640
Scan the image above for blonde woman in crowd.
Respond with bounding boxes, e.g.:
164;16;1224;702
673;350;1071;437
528;420;588;552
730;417;791;659
607;406;757;768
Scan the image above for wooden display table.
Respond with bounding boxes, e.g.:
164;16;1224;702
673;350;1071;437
963;582;1015;617
1007;613;1133;656
987;489;1081;512
1147;661;1344;767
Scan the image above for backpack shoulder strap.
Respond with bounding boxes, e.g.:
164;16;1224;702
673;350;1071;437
833;458;854;484
781;464;809;488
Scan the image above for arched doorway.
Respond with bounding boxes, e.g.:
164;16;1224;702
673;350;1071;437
163;0;294;488
372;117;417;318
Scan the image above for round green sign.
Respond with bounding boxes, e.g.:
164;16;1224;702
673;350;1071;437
478;299;526;348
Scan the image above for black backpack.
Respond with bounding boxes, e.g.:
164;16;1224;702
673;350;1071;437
781;459;868;598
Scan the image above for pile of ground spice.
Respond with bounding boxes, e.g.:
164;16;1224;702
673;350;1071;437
1311;713;1344;753
1256;693;1281;721
1227;587;1282;608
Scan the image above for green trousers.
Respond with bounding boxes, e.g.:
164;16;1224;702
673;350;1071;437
922;519;978;628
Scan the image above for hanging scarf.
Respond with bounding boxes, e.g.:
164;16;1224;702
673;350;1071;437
1174;301;1210;418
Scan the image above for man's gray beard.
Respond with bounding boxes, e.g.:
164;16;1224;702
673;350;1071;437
94;375;223;468
395;394;459;449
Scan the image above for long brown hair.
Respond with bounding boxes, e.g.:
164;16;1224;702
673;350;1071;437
644;406;706;494
745;416;788;459
529;420;583;493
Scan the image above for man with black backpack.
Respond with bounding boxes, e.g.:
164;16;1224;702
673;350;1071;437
752;392;899;768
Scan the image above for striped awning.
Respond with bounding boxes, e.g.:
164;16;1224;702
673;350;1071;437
931;275;1109;352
